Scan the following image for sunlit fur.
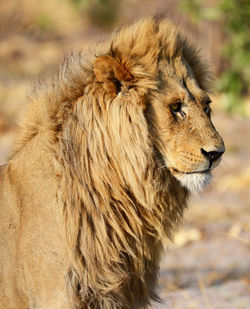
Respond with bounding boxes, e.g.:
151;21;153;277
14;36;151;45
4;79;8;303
174;171;213;194
0;17;224;309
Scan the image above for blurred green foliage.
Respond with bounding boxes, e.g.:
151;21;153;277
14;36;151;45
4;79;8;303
69;0;119;28
36;14;53;33
180;0;250;115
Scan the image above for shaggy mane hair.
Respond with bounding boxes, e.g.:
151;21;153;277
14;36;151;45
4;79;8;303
12;17;210;308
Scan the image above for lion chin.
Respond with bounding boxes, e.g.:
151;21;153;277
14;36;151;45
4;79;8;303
173;171;213;194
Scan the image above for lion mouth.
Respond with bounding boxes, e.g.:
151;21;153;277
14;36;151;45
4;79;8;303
171;168;211;175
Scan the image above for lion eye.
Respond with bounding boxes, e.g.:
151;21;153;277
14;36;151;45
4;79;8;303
204;101;211;115
203;97;211;116
170;102;182;113
204;105;210;114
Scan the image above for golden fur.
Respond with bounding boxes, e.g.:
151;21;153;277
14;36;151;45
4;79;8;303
0;17;224;308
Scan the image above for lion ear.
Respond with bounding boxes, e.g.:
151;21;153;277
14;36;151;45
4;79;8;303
93;55;132;94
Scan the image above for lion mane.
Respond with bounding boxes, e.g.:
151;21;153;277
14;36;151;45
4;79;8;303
0;17;212;309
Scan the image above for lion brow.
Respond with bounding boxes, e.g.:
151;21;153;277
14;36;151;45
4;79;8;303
182;78;195;101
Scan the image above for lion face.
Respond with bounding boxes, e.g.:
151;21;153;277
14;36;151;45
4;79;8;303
93;44;225;195
150;57;225;193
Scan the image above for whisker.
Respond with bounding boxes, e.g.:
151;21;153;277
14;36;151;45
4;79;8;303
220;158;229;167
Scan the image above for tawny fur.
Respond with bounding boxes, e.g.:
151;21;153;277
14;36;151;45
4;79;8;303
0;17;224;309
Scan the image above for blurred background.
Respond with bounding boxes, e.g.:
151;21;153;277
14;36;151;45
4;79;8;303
0;0;249;308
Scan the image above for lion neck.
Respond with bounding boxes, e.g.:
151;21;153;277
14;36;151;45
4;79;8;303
58;85;188;307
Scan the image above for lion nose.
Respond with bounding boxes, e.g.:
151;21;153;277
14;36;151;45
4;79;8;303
201;148;225;166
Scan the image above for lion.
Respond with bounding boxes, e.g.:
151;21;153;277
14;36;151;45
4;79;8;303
0;17;225;309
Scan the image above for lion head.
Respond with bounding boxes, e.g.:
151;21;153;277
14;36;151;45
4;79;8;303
93;18;225;195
